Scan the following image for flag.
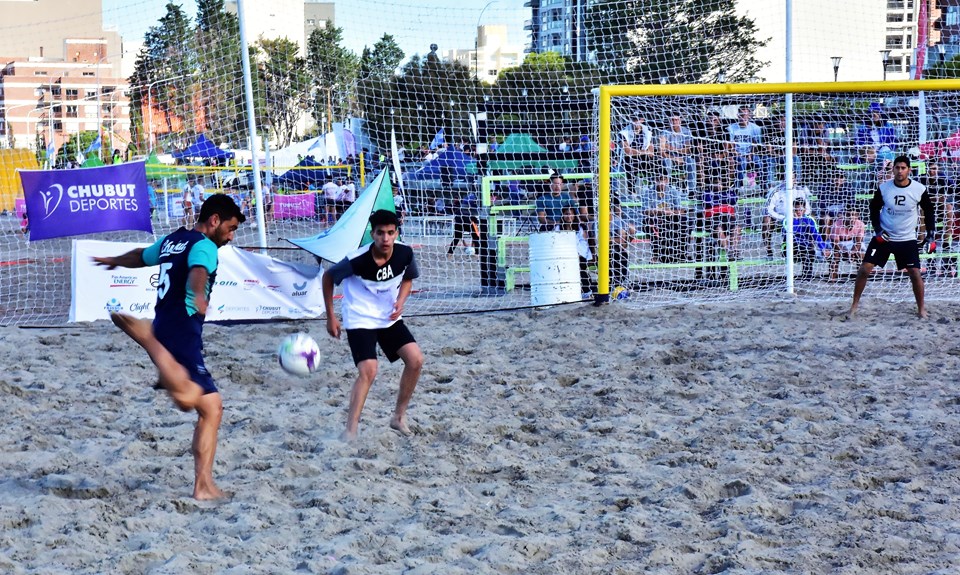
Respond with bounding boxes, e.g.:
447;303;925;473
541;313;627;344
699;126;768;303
390;127;404;193
429;128;445;150
45;142;55;162
915;0;928;80
83;134;102;155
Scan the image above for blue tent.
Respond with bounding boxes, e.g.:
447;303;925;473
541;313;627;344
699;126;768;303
171;134;234;161
273;156;347;189
407;148;477;182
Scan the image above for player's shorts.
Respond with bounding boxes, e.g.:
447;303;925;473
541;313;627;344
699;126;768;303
154;315;218;395
346;320;416;365
863;237;921;270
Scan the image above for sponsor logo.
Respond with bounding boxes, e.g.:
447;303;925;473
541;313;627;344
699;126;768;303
216;304;251;314
217;280;238;287
256;305;282;315
291;281;308;297
266;284;281;292
129;301;152;313
149;273;160;288
105;298;122;313
40;184;64;219
159;239;190;257
376;266;395;281
243;279;260;290
110;274;138;287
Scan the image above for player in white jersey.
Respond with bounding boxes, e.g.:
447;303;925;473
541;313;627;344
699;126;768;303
322;209;424;440
848;156;935;318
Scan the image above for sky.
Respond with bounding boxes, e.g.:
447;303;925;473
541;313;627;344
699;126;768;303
103;0;530;62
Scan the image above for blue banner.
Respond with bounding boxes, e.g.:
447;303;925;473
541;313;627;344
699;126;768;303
19;161;153;241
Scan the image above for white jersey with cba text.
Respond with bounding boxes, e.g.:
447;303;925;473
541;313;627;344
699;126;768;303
875;178;929;242
327;242;420;330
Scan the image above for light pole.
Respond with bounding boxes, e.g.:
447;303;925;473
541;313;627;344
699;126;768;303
831;56;842;82
880;49;892;81
474;1;497;82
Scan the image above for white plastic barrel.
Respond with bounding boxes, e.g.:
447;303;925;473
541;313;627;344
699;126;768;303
529;231;581;306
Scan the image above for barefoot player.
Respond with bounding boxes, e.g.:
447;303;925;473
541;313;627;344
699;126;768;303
849;155;935;318
93;194;245;499
322;209;424;441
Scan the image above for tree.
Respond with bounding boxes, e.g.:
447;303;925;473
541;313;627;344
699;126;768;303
585;0;768;85
306;26;359;131
255;38;311;147
195;0;247;146
129;2;198;151
362;34;405;82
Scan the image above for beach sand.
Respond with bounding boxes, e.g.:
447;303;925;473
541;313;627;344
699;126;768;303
1;298;959;574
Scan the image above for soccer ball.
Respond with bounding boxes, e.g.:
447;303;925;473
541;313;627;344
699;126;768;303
611;285;631;301
464;246;476;256
277;333;320;376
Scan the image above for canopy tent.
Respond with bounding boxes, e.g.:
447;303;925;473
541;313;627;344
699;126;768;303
81;155;105;168
406;148;477;182
286;168;395;263
171;134;234;161
270;136;324;176
144;151;180;178
486;133;578;171
273;156;348;190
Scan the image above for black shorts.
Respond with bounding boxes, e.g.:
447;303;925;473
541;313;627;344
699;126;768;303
346;320;416;365
863;237;921;269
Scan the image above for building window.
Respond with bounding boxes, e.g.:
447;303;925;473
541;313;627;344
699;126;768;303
887;13;904;22
85;90;96;98
82;72;94;77
886;35;903;49
66;89;79;99
65;105;78;117
907;35;912;49
34;71;48;76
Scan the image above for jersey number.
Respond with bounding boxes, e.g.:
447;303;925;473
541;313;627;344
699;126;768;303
894;195;906;206
156;262;173;300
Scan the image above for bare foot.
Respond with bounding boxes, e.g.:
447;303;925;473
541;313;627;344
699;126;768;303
340;428;358;442
110;312;153;347
390;416;413;437
919;308;928;319
193;485;227;501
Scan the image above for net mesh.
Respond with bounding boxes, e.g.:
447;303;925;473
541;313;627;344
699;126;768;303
0;0;952;325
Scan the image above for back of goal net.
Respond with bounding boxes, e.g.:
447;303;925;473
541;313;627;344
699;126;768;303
598;85;960;306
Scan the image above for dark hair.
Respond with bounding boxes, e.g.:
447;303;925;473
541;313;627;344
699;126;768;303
369;209;399;229
793;198;805;208
550;172;564;182
893;155;911;168
199;193;245;224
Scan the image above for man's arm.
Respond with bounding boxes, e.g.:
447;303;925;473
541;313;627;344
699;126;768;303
869;187;884;236
188;266;210;316
391;278;414;321
919;190;937;237
92;248;146;270
322;272;341;339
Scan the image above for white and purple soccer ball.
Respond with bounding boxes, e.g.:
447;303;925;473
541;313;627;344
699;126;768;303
277;333;320;376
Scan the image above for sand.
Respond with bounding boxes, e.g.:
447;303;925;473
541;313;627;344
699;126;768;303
1;298;959;574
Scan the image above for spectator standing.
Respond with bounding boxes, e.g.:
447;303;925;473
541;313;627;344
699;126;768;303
620;115;656;195
728;105;766;188
787;198;831;280
660;113;697;194
447;192;480;255
763;183;812;258
338;179;357;214
856;102;897;160
697;111;735;189
321;177;340;225
764;115;800;186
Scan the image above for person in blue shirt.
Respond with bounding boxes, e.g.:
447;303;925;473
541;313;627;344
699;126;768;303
787;198;831;280
92;194;245;500
146;180;158;219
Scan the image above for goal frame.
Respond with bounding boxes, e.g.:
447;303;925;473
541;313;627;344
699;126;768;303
596;78;960;303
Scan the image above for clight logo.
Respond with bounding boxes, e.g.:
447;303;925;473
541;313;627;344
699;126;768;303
40;184;64;219
104;298;123;313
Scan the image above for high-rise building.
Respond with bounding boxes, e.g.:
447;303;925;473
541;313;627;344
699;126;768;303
225;0;335;56
0;0;127;151
447;25;524;84
524;0;592;62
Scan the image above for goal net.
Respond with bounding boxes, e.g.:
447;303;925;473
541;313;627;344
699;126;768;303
597;81;960;306
0;0;953;325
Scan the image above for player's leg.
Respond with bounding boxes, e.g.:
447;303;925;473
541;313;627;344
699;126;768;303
344;359;378;441
391;342;423;436
192;391;224;500
906;268;927;318
849;261;876;316
110;313;204;411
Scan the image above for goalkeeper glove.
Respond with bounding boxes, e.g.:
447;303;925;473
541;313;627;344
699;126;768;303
876;230;890;243
920;231;936;254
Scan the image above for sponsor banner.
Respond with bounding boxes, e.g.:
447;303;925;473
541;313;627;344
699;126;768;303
275;193;316;219
15;198;26;220
19;161;152;241
71;240;324;323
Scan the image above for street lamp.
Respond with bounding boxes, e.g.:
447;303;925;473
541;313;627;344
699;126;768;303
880;49;892;81
474;1;498;82
831;56;842;82
141;73;195;152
